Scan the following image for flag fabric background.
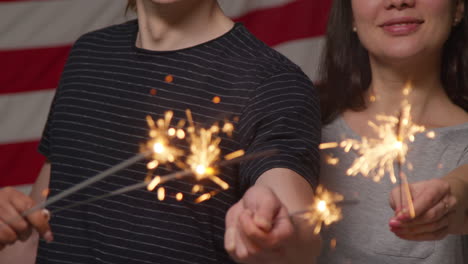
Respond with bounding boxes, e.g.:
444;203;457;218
0;0;331;194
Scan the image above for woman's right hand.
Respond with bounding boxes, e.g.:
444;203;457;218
0;187;52;250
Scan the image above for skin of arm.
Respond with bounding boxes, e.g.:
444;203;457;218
443;164;468;234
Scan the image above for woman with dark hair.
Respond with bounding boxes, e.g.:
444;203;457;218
318;0;468;263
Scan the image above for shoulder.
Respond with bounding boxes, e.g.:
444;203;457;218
220;24;311;83
72;19;137;48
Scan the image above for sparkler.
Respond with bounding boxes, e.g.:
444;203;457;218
319;84;430;219
48;149;277;214
13;109;235;219
292;185;345;234
146;109;240;202
142;111;185;182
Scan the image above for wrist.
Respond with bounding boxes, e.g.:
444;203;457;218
441;176;468;234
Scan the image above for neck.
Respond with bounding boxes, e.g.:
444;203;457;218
365;54;448;123
135;0;234;51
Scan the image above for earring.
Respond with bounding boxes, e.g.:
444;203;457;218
352;26;357;32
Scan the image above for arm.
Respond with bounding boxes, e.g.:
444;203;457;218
225;168;321;264
443;164;468;234
0;162;52;263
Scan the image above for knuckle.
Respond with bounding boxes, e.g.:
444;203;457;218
0;229;17;244
237;250;249;262
429;222;438;231
15;220;30;233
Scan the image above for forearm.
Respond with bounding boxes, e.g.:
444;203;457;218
442;164;468;234
256;168;321;263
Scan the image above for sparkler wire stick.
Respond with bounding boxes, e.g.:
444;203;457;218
20;150;152;219
396;111;416;219
48;149;278;214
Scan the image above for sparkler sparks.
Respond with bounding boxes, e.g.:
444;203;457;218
141;111;185;182
320;100;425;183
320;83;436;219
295;185;344;234
145;109;242;202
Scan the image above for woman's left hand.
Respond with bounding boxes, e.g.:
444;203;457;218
388;178;457;241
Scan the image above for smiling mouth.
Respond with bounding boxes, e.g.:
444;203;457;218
380;19;424;35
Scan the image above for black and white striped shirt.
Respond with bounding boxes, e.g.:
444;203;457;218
37;20;320;264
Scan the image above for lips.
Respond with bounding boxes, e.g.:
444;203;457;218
379;17;424;36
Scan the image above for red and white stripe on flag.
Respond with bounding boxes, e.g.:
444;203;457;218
0;0;331;192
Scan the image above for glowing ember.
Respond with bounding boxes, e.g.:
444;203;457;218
212;96;221;104
176;192;183;201
426;131;436;139
325;155;339;165
224;149;245;160
153;142;165;154
147;176;161;191
165;75;174;83
157;187;165;201
192;185;203;193
317;200;327;212
330;238;337;249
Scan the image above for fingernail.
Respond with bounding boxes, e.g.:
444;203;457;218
389;219;401;227
42;209;51;221
254;215;272;231
225;228;235;251
43;231;54;243
397;209;409;221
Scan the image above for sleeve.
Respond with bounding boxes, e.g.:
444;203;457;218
458;145;468;166
237;70;321;192
37;91;58;159
37;34;87;158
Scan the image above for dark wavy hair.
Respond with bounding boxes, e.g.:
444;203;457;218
127;0;137;12
318;0;468;124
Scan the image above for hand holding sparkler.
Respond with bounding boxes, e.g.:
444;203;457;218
388;178;456;241
0;187;53;249
224;181;342;263
225;184;298;264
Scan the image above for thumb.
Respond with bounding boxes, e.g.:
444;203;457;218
26;209;53;242
243;185;282;232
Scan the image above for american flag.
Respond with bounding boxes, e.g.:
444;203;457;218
0;0;330;193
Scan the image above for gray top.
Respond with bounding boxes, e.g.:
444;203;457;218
318;116;468;264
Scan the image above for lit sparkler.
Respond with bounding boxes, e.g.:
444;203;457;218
320;84;434;218
320;101;425;183
141;111;185;182
146;109;241;202
293;185;344;234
